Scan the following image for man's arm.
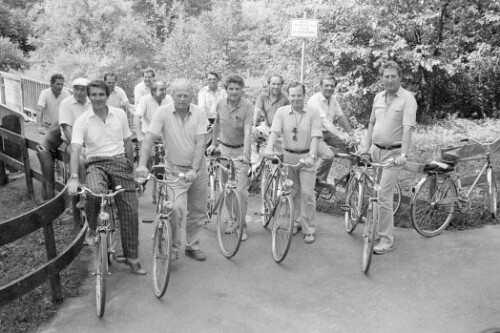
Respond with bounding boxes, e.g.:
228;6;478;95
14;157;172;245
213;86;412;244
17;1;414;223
337;114;354;137
211;112;220;147
67;143;83;195
185;133;206;182
138;132;155;169
36;105;44;131
61;124;73;143
242;123;252;161
124;136;134;164
360;122;374;154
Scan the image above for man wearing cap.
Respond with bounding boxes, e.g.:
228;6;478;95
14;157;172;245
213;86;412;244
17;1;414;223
207;74;253;241
308;73;356;188
36;73;70;135
264;81;321;244
68;80;145;275
358;61;417;254
136;79;209;262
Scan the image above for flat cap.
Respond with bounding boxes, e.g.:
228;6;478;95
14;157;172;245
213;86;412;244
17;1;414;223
72;78;90;86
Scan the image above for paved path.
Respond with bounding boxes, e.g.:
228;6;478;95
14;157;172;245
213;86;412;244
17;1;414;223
36;186;500;333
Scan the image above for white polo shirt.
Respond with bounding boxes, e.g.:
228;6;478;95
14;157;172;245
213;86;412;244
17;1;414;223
135;94;174;134
307;92;346;133
37;88;71;126
58;95;90;141
197;86;227;120
106;86;129;109
133;81;150;106
72;106;131;159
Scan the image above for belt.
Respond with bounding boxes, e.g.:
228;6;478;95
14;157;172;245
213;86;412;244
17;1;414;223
374;143;401;150
284;148;310;154
220;141;244;149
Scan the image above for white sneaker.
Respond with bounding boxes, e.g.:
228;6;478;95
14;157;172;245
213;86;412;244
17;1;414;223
85;229;97;246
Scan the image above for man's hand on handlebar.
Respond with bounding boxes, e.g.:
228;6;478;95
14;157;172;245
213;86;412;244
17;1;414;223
206;145;218;156
67;177;80;196
135;165;149;179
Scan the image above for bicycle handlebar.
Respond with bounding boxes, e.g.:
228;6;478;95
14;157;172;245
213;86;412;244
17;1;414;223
265;155;304;168
76;186;126;198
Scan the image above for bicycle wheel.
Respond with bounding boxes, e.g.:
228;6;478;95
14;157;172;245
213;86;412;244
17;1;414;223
107;206;117;266
272;194;294;263
152;219;172;298
205;168;221;231
487;167;500;220
261;170;277;228
95;232;107;317
362;202;377;273
411;173;457;237
217;189;243;258
393;182;402;215
344;176;364;233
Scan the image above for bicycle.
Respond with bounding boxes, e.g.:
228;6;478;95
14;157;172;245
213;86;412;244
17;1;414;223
260;156;303;263
410;137;500;237
247;137;270;193
344;152;402;234
76;185;125;317
206;149;245;258
138;165;182;298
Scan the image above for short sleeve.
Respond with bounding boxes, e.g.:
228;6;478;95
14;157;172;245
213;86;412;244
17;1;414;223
37;90;47;108
195;106;209;135
310;108;323;137
118;108;131;138
402;92;417;127
270;107;284;133
333;97;345;119
255;93;264;112
244;100;254;125
71;114;85;145
148;105;165;136
58;98;72;126
135;96;147;117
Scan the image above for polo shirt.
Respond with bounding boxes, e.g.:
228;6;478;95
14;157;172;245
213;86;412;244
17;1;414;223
307;92;346;133
370;87;417;146
271;105;322;151
37;88;71;126
135;94;174;133
106;86;129;109
58;95;90;142
254;90;289;125
72;106;131;159
216;97;253;146
133;81;150;106
197;86;227;119
148;103;208;167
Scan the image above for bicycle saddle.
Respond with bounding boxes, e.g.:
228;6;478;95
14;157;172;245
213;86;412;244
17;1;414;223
423;161;455;174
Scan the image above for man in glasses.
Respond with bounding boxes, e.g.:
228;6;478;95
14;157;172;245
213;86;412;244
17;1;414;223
264;82;322;244
308;73;356;188
207;74;253;241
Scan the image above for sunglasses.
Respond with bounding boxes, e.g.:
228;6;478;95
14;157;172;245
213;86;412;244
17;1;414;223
292;127;298;141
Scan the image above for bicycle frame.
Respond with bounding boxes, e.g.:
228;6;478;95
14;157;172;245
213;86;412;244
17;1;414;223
207;154;239;216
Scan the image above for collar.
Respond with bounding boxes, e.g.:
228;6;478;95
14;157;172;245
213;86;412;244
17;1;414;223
319;92;333;103
71;95;89;106
173;105;192;115
226;98;242;110
382;86;403;98
89;106;114;118
288;105;306;114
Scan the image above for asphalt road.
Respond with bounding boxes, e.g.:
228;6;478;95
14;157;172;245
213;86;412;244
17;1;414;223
35;184;500;333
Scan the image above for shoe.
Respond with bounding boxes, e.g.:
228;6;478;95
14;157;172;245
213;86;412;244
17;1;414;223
292;224;302;235
185;249;206;261
241;230;248;241
373;242;395;255
142;217;154;223
85;229;97;246
125;259;147;275
304;233;315;244
115;254;127;263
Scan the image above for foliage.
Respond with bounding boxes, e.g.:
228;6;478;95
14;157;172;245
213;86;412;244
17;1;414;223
0;37;29;72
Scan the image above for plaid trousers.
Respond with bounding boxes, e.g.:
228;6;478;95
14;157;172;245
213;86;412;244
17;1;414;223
84;155;140;259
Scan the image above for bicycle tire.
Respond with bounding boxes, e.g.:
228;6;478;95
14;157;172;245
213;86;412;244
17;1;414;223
95;232;107;317
393;182;402;215
363;177;400;216
261;169;276;228
487;167;500;221
411;173;457;237
362;202;377;273
216;189;243;258
152;219;172;298
344;176;364;233
205;168;221;231
272;194;294;263
107;206;117;266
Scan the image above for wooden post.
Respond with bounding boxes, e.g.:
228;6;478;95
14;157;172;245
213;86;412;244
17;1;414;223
19;137;34;199
43;222;63;303
0;76;6;105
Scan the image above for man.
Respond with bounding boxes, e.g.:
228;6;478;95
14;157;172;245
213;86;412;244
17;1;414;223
208;74;253;241
68;80;145;275
358;61;417;254
264;82;322;244
59;78;90;148
36;73;70;135
308;74;356;186
134;80;173;142
104;73;133;125
197;72;227;124
136;79;209;262
133;68;155;107
251;75;289;169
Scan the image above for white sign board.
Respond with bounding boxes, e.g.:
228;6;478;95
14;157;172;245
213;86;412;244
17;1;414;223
290;19;318;38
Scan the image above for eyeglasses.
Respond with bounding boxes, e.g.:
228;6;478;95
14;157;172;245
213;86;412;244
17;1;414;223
292;127;298;141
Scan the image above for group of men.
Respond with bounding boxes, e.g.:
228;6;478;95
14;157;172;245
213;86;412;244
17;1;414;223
36;60;416;275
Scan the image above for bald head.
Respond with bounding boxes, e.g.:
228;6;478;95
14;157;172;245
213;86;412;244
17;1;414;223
171;79;193;111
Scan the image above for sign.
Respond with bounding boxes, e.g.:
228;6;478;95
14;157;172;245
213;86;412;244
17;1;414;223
290;19;318;38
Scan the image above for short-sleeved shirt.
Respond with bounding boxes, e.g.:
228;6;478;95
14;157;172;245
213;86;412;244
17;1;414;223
135;94;174;133
254;90;289;125
307;92;346;132
148;103;208;167
197;86;227;120
72;106;131;159
106;86;129;109
370;87;417;146
37;88;71;126
216;97;253;146
58;95;90;142
133;81;150;106
271;105;322;151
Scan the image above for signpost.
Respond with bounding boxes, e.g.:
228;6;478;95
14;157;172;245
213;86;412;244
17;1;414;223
290;13;318;83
